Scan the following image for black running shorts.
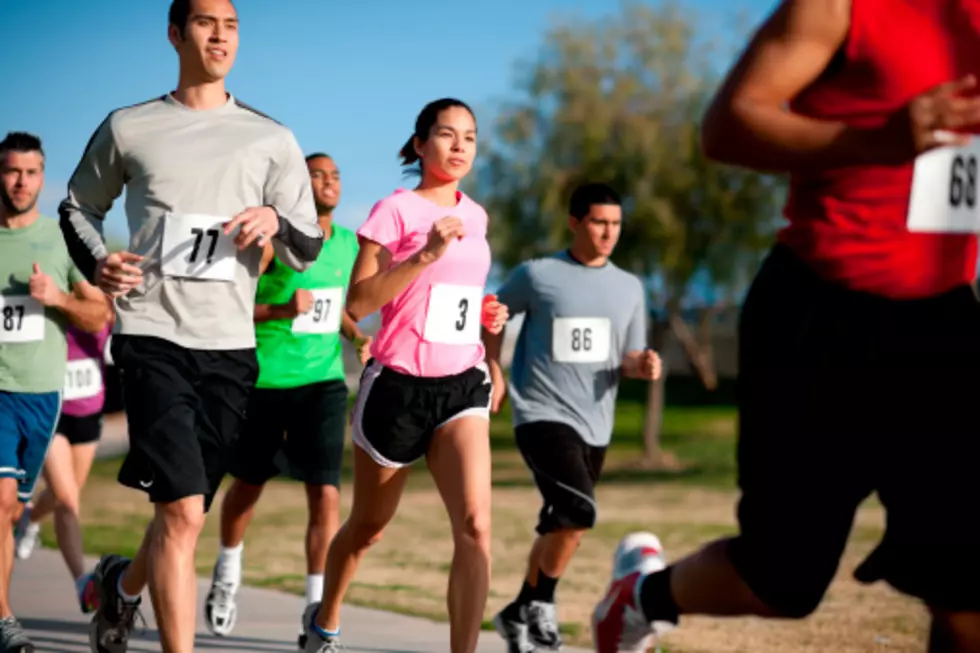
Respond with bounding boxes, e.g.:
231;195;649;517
111;335;257;512
728;244;980;616
230;380;349;487
516;420;607;534
351;359;492;468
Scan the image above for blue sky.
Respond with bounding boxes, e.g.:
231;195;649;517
2;0;776;250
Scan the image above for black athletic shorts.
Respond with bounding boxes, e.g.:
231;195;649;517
111;335;257;512
56;412;103;446
728;244;980;616
516;421;607;534
230;380;348;487
351;359;492;468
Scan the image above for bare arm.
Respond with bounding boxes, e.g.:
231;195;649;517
57;281;112;333
345;240;432;322
700;0;874;172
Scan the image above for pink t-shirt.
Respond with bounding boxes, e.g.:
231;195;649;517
62;323;111;417
358;188;492;378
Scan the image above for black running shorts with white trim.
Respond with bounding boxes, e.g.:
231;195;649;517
230;379;349;487
729;244;980;615
112;335;257;512
516;420;607;534
351;359;492;468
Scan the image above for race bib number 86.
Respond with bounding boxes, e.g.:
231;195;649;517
908;139;980;233
552;317;611;364
422;284;483;345
0;295;44;344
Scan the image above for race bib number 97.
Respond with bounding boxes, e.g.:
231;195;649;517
292;288;343;334
908;139;980;233
161;213;238;281
64;358;102;401
0;295;44;344
422;284;483;345
552;317;611;364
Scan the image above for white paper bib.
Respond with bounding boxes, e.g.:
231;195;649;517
422;284;483;345
160;213;238;281
292;287;344;334
908;139;980;233
551;317;611;363
0;295;44;344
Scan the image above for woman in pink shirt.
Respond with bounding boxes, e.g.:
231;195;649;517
302;98;508;653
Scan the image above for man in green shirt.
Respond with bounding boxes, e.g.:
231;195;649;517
205;153;369;646
0;132;110;651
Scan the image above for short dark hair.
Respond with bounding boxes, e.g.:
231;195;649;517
569;182;621;220
0;132;44;163
169;0;235;35
399;98;475;175
305;152;332;163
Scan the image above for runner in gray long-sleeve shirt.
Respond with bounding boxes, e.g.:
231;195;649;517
57;2;322;652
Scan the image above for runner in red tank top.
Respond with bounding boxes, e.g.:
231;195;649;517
591;1;980;651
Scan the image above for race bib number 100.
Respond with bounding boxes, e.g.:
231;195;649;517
161;213;238;281
0;295;44;344
552;317;611;364
908;139;980;233
422;284;483;345
292;288;343;334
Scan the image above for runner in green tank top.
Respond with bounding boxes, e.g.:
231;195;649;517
206;154;370;646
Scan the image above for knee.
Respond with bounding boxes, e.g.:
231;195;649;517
156;497;206;542
454;509;491;555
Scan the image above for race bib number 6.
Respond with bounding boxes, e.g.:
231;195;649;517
292;288;343;334
161;213;238;281
422;284;483;345
0;295;44;344
908;139;980;233
552;317;611;363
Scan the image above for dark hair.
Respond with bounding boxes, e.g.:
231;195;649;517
0;132;44;163
398;98;475;174
169;0;235;36
569;182;621;220
305;152;331;163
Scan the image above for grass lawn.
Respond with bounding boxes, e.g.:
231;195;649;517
54;395;927;652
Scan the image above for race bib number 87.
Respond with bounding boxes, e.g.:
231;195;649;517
161;213;238;281
908;139;980;233
422;284;483;345
0;295;44;344
552;317;611;364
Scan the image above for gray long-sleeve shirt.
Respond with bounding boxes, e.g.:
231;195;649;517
59;93;322;350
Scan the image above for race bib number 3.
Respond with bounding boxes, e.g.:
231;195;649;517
161;213;238;281
422;284;483;345
292;288;343;334
0;295;44;344
908;140;980;233
64;358;102;401
552;317;611;364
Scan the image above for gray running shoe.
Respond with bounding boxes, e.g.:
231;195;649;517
88;554;143;653
301;602;344;652
525;600;563;650
0;617;33;653
492;609;535;653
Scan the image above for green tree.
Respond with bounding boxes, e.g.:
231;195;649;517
475;2;784;462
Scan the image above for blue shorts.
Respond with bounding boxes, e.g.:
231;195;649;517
0;390;61;502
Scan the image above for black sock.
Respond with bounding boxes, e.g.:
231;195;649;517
532;569;559;603
638;568;679;624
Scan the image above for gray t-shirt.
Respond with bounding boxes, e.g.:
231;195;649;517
497;250;647;447
59;93;322;351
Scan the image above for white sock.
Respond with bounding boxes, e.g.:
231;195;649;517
305;574;324;605
216;543;243;589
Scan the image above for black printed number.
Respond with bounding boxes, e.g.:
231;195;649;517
2;305;24;332
66;368;93;390
312;298;331;323
189;228;220;264
571;327;592;352
455;298;469;331
949;154;977;209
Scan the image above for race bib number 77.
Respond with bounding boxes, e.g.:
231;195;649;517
422;284;483;345
908;139;980;233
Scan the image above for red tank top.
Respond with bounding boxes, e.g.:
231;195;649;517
779;0;980;299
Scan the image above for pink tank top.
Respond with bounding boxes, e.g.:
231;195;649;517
357;189;492;377
62;323;111;416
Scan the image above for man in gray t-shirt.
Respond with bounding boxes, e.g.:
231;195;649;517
485;182;662;652
57;2;322;651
